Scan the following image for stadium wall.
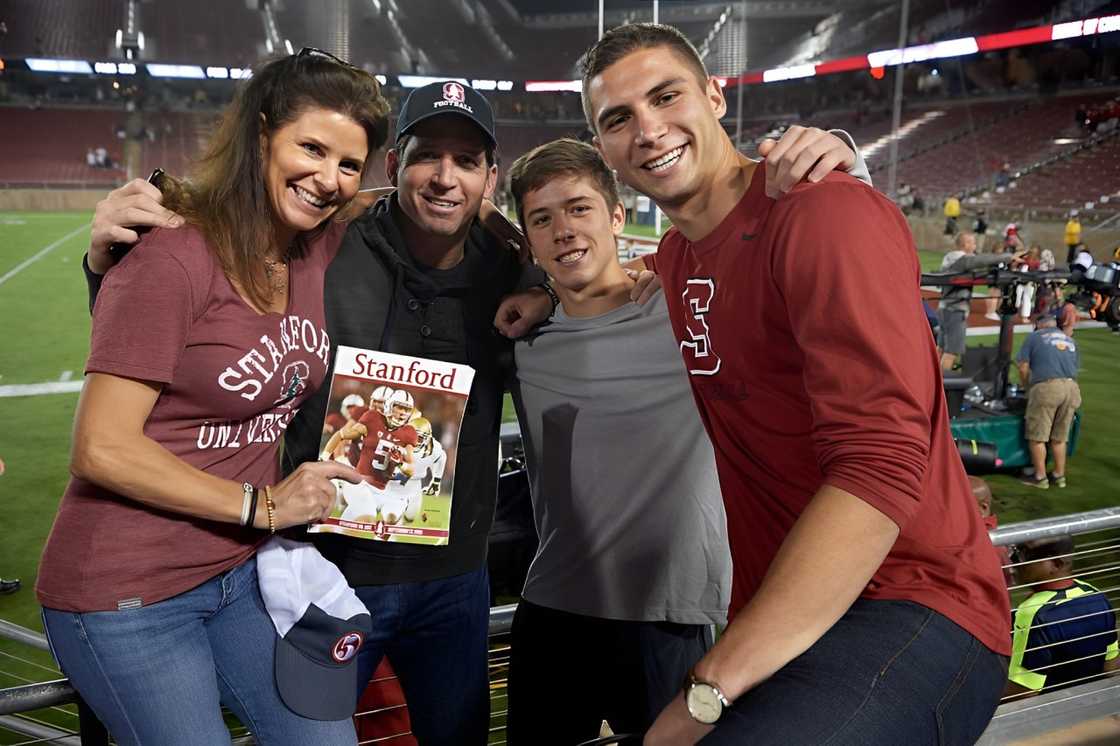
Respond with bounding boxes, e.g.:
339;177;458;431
1;194;1115;259
0;190;105;211
907;216;1120;259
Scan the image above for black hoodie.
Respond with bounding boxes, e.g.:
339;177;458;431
284;195;533;585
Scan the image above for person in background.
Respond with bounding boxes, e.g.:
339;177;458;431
1006;536;1119;698
995;163;1011;189
973;209;989;250
1065;211;1082;265
1017;315;1081;490
0;456;17;594
970;476;1012;586
944;193;961;235
1024;245;1042;271
1058;301;1079;337
938;232;1024;371
1039;248;1056;271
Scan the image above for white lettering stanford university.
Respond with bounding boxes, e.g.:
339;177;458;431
217;314;330;401
196;410;298;450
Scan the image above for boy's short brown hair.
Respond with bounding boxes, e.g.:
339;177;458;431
507;138;621;230
1018;536;1075;566
579;22;710;131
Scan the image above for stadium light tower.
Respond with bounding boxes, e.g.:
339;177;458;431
597;1;658;39
735;0;747;150
115;0;144;60
886;0;911;199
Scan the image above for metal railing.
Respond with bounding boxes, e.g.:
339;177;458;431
0;605;517;745
3;511;1120;745
977;508;1120;744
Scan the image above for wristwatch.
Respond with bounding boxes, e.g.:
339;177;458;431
683;671;732;724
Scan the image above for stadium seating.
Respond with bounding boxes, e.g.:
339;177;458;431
139;0;262;68
271;0;406;73
135;111;219;182
850;92;1118;200
982;133;1120;213
0;108;125;186
0;0;125;61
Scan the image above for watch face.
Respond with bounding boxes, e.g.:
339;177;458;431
686;683;723;724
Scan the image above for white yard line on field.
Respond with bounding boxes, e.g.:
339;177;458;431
0;223;87;288
966;320;1106;336
0;381;84;398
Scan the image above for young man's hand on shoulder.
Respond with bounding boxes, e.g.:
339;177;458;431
758;126;858;198
89;178;182;273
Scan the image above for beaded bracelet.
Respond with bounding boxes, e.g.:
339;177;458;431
264;485;277;534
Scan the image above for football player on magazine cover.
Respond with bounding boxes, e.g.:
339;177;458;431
326;388;419;526
403;416;447;522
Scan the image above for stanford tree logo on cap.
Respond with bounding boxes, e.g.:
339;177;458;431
442;81;465;104
433;81;474;114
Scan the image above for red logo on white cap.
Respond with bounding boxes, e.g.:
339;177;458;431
331;632;364;663
443;82;466;104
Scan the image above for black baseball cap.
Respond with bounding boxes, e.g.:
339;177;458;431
395;81;497;147
258;537;373;721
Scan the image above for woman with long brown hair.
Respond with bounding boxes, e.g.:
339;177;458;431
37;50;389;745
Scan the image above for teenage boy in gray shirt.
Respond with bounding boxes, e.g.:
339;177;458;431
504;137;729;744
501;135;874;743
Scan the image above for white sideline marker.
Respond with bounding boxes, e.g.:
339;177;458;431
0;223;87;288
0;381;84;398
966;320;1106;336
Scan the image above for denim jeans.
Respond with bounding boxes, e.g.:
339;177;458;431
42;556;357;746
700;599;1009;746
353;565;491;746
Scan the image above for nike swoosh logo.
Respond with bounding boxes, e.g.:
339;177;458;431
742;233;755;241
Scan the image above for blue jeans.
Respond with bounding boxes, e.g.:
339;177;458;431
353;565;491;746
42;556;356;746
700;599;1009;746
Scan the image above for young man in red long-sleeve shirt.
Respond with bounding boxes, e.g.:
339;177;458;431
581;24;1011;745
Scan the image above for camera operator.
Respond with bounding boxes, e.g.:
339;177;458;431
938;232;1025;371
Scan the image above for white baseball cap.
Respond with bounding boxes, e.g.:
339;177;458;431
257;537;372;721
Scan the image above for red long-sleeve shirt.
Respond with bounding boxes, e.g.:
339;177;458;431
649;165;1011;656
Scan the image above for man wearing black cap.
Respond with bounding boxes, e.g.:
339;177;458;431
86;77;868;743
284;81;520;745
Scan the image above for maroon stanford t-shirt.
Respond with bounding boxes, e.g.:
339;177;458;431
648;165;1011;656
38;221;345;612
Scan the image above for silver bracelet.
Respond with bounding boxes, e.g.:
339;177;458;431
240;482;254;527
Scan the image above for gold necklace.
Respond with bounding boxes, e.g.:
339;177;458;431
263;258;288;292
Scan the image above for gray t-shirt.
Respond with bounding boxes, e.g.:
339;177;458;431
513;292;730;626
1017;327;1079;383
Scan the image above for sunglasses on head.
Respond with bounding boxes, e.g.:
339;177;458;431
296;47;355;68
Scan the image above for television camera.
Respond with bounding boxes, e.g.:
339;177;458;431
923;259;1119;396
922;259;1118;474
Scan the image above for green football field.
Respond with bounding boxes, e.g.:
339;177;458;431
2;212;1119;741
